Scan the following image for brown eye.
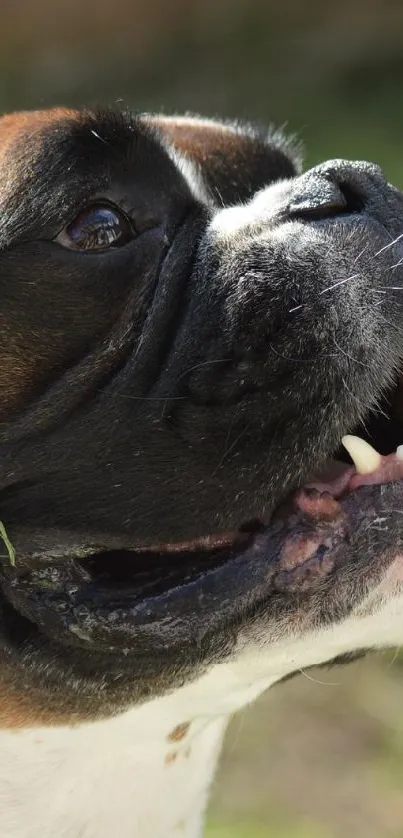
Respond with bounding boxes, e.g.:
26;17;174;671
56;204;135;252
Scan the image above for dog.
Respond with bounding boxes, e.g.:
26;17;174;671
1;107;403;838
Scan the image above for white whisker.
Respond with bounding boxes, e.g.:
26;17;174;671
373;232;403;257
298;668;339;687
342;378;377;418
319;273;360;295
353;243;369;264
90;129;109;145
379;316;403;336
389;257;403;269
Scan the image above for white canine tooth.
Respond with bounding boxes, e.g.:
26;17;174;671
341;435;381;475
396;445;403;461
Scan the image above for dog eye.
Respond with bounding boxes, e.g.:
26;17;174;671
56;204;135;252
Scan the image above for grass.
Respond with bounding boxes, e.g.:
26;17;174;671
0;522;16;566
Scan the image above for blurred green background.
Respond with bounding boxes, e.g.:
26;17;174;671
3;0;403;184
3;0;403;834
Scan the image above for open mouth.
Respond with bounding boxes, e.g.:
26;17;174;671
303;374;403;505
1;373;403;657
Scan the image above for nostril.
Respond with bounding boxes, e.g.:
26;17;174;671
338;182;365;214
289;197;347;222
288;175;365;223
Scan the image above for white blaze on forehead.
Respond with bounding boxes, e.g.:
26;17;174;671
342;434;382;475
151;132;213;206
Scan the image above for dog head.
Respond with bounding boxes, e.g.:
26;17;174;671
0;108;403;725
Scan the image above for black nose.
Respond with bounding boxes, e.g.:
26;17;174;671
288;159;386;222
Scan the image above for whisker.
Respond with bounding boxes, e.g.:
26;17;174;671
90;129;109;145
353;243;369;265
214;187;226;210
269;343;338;363
379;316;403;336
341;378;378;418
332;337;369;367
390;257;403;270
319;273;360;295
373;232;403;257
298;668;339;687
212;422;253;475
179;358;231;380
223;408;240;455
385;646;401;668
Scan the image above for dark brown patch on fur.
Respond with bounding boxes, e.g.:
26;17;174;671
153;115;298;205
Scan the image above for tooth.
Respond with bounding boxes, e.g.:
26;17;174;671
341;435;381;474
396;445;403;461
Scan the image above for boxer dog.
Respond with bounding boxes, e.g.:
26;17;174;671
1;108;403;838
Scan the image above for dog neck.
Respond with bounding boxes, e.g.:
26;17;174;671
0;706;228;838
3;599;403;838
0;659;275;838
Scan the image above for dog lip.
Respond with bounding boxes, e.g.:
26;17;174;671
2;463;403;659
0;523;262;654
0;522;256;573
3;442;403;657
3;473;400;659
0;534;265;655
130;528;251;554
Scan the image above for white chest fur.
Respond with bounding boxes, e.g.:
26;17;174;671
2;584;403;838
0;704;228;838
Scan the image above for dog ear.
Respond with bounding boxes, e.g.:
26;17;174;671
151;115;302;206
